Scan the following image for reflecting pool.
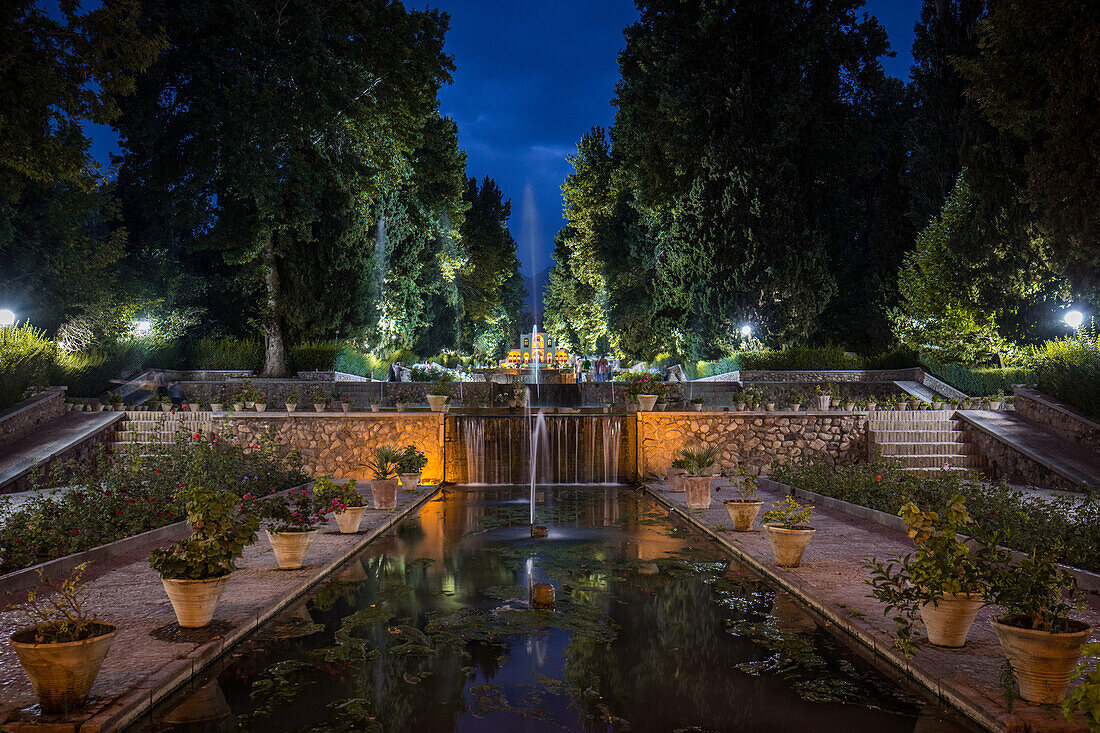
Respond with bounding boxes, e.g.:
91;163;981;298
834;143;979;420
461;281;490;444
135;486;975;732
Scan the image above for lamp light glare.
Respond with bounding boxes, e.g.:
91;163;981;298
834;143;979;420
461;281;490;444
1064;310;1084;329
740;324;752;337
0;309;15;327
133;318;152;336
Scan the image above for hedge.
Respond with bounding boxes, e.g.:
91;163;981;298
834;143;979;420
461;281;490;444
921;360;1034;397
1034;331;1100;417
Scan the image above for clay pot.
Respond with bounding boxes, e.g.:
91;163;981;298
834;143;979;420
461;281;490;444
341;402;352;413
210;403;223;412
765;525;815;567
667;466;686;492
399;472;422;491
10;623;118;713
372;478;399;509
370;402;381;412
162;403;173;412
161;575;230;628
636;394;658;411
724;500;763;531
232;403;243;412
285;403;297;412
334;506;367;534
919;592;984;647
163;680;232;725
815;395;831;410
990;616;1092;703
691;403;703;411
254;403;266;412
313;403;325;412
266;529;318;570
395;402;407;412
683;475;714;509
427;395;449;412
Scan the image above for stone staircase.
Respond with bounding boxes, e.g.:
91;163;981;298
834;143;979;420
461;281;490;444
108;411;216;453
869;410;987;474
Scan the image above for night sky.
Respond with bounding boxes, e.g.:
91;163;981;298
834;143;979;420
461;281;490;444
88;0;922;281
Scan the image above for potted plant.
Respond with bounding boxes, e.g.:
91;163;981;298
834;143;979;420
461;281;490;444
864;495;989;654
690;397;705;412
681;444;719;509
230;388;246;412
7;563;118;713
724;466;763;531
369;397;382;412
814;385;832;411
867;398;877;411
843;397;856;411
394;388;414;412
931;399;945;410
309;386;328;413
397;444;427;491
285;389;300;413
149;483;259;628
762;495;815;567
427;380;451;412
513;377;528;408
789;392;805;411
893;394;908;411
366;444;402;509
258;488;327;570
108;392;124;411
987;393;1004;411
983;545;1092;704
763;393;776;411
667;451;691;493
253;391;267;412
616;373;665;411
741;388;763;410
209;390;225;412
336;392;353;413
314;477;366;534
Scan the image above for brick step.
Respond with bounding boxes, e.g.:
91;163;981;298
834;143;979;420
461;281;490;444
887;454;987;469
898;466;987;476
870;429;974;443
878;442;982;457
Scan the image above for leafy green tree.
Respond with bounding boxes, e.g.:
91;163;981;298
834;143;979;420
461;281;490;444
116;0;452;375
957;0;1100;299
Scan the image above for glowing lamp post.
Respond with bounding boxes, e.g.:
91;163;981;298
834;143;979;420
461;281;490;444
740;324;752;337
132;318;153;336
0;309;15;328
1064;310;1085;330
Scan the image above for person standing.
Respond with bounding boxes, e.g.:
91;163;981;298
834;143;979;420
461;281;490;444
596;354;609;382
574;357;584;382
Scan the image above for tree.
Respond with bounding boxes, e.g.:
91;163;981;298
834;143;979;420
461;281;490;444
458;177;525;357
116;0;452;375
957;0;1100;299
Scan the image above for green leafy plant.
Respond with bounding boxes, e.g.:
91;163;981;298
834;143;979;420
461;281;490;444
679;444;719;477
313;477;365;511
614;372;667;398
690;397;705;405
983;544;1078;633
149;482;260;580
396;445;427;474
394;388;415;404
729;466;759;502
427;378;451;398
285;389;300;404
308;386;328;404
256;487;327;533
864;495;990;654
1063;643;1100;728
6;563;110;643
761;495;813;529
366;444;402;480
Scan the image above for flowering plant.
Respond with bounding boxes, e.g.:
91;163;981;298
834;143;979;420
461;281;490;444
394;388;415;404
614;372;667;398
149;482;259;580
396;444;427;474
313;477;365;512
309;386;329;404
256;487;327;532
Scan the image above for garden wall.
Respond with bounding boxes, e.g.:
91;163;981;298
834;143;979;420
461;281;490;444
212;414;445;483
0;387;66;450
637;411;868;479
964;427;1081;491
1013;386;1100;453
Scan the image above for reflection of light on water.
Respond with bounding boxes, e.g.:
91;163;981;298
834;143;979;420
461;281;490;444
525;637;549;666
442;572;456;596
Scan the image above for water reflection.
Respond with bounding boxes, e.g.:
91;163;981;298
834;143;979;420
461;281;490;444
137;486;975;733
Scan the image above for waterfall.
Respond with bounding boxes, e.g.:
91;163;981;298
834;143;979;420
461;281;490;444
461;417;485;485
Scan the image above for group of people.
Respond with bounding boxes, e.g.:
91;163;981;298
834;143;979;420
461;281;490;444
575;354;612;382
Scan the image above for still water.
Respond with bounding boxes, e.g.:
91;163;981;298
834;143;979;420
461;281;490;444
136;486;974;732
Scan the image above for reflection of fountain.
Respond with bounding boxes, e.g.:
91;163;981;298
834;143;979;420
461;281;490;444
530;409;547;534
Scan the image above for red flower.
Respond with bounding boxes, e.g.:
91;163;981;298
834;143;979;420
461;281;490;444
194;433;201;440
875;475;882;482
154;469;161;474
71;529;80;535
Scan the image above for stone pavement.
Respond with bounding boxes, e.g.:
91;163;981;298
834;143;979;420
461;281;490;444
0;412;122;494
0;485;439;732
643;479;1100;733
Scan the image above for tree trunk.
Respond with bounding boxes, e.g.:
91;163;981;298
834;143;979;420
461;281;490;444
261;235;290;378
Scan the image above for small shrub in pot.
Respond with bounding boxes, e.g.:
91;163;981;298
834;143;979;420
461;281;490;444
724;466;762;531
396;444;427;491
367;444;402;509
681;444;719;509
762;496;815;567
314;476;366;533
257;488;327;569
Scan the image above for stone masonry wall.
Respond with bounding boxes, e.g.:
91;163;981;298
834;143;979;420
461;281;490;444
967;428;1083;491
1014;386;1100;453
0;388;66;450
638;411;868;479
213;414;445;482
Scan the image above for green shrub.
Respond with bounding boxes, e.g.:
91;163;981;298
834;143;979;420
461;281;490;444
740;345;863;371
1034;330;1100;417
187;337;262;372
771;458;1100;573
922;360;1034;396
289;341;338;373
0;324;57;409
693;355;742;378
862;346;919;370
335;348;387;379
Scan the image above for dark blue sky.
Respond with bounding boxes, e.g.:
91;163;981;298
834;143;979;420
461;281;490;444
88;1;921;279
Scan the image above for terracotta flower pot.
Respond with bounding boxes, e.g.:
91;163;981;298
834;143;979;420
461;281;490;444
666;466;686;493
370;402;381;412
10;623;118;713
919;592;984;647
399;472;422;491
313;403;325;413
990;616;1092;703
162;403;173;412
815;395;831;410
210;403;223;412
636;394;658;411
161;575;230;628
266;529;318;570
395;402;407;412
691;403;703;411
372;478;399;509
765;525;816;567
341;402;351;412
254;403;266;412
334;506;367;534
427;395;449;412
285;403;297;412
789;403;802;412
724;500;763;531
232;403;243;412
683;475;713;509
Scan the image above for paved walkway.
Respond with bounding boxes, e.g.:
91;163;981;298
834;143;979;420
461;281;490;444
0;412;122;493
961;411;1100;488
0;486;438;732
643;479;1100;733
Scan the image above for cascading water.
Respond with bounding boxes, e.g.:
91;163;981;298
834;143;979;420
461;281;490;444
461;418;485;485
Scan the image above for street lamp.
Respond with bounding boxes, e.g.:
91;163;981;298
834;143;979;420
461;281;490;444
132;318;152;336
740;324;752;337
1064;310;1085;330
0;309;15;327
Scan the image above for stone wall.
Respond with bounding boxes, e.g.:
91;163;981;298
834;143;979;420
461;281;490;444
637;411;868;479
213;414;445;482
1014;386;1100;453
0;388;66;450
3;415;115;494
967;428;1083;491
